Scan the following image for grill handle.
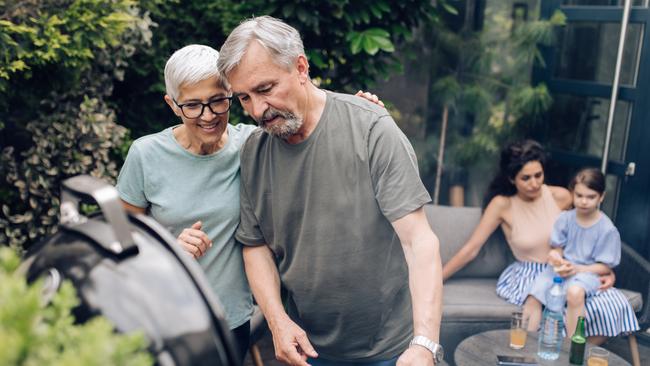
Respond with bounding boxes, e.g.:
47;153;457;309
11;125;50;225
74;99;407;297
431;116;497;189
60;175;136;255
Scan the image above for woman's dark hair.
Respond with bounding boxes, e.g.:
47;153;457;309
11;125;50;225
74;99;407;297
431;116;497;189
483;139;547;208
569;168;606;195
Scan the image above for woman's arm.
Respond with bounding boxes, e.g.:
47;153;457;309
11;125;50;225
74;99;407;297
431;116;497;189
442;196;508;281
121;199;146;214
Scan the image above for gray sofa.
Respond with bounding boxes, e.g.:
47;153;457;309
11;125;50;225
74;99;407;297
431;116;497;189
424;204;649;366
249;204;648;366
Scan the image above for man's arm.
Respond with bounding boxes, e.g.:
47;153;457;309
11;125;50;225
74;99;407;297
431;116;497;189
242;245;317;366
392;207;442;365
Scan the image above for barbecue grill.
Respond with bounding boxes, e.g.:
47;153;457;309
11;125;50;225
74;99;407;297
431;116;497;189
22;175;240;366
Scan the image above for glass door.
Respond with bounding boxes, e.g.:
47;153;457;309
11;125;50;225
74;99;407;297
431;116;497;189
536;0;650;259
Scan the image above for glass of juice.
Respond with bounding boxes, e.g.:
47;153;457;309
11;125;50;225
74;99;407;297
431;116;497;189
587;347;609;366
509;311;527;349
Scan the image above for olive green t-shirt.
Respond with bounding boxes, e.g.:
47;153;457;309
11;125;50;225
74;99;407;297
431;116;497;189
235;91;431;361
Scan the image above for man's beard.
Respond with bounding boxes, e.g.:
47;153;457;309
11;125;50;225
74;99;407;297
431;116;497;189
257;107;303;139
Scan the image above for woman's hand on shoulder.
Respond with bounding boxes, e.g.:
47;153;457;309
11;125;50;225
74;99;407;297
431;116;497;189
355;90;385;107
549;185;572;210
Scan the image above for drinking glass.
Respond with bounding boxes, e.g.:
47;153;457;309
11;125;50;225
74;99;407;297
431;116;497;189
587;347;609;366
509;311;528;349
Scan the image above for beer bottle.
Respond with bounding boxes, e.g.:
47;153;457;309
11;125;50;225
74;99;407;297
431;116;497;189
569;316;586;364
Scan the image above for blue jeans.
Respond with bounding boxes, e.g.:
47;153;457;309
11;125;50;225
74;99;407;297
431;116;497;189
307;356;398;366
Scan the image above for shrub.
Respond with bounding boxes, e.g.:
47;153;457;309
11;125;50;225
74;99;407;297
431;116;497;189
1;97;128;248
0;247;153;366
0;0;153;249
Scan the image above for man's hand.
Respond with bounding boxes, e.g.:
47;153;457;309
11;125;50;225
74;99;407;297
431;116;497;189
177;221;212;258
269;315;317;366
397;346;434;366
355;90;385;108
599;271;616;290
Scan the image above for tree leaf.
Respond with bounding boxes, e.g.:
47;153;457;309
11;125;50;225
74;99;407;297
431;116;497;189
369;35;394;52
442;3;459;16
364;28;390;38
349;33;363;54
362;36;379;55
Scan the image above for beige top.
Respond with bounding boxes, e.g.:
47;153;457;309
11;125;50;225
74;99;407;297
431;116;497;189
504;184;562;262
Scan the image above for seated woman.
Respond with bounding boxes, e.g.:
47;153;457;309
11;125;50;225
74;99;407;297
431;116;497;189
441;139;638;343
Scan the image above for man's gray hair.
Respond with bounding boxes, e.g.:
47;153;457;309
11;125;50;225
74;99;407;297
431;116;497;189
164;44;227;100
218;15;305;79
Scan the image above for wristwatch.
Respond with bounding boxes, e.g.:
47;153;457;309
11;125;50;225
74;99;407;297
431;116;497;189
409;335;444;364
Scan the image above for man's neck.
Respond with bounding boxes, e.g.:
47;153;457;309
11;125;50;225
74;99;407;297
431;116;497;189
285;84;327;145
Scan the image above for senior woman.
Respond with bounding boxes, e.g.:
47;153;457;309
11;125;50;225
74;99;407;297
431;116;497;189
116;44;383;362
442;140;638;343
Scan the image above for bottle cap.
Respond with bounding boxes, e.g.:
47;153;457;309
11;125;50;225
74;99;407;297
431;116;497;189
553;276;563;283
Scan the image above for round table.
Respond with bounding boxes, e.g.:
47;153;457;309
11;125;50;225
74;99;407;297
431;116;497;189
454;329;630;365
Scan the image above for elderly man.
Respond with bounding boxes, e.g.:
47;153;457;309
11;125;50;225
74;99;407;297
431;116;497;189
218;16;443;366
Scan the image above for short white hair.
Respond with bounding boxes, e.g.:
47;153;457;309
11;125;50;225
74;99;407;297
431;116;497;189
217;16;306;79
164;44;227;100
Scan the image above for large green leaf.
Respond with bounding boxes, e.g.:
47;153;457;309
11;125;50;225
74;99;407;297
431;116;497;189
348;28;395;55
362;36;380;55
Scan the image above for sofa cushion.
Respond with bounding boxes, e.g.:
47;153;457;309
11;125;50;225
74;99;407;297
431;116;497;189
424;205;513;278
443;279;644;322
620;289;643;312
443;278;518;320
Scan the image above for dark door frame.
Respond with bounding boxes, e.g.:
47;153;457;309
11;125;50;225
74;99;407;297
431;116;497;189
537;0;650;259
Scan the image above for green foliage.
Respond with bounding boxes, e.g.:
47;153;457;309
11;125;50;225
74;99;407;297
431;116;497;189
425;6;566;168
112;0;441;138
1;97;128;247
0;0;142;90
347;28;395;55
232;0;439;90
0;247;153;366
0;0;152;248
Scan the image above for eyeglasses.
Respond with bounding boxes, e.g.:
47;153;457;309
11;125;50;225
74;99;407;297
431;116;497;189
174;96;233;118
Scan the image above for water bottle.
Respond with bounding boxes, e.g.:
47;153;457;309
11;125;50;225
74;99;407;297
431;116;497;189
537;276;565;360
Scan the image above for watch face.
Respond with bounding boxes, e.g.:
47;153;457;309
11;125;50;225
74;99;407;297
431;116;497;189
436;346;444;362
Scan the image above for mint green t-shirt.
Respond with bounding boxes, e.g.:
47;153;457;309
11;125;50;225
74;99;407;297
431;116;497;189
116;123;256;329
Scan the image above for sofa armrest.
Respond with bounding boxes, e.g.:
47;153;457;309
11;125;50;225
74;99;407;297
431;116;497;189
614;242;650;327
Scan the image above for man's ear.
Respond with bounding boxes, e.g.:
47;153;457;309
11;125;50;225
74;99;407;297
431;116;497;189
164;95;182;117
296;54;310;84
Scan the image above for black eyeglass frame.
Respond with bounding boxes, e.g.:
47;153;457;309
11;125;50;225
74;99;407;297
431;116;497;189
173;96;234;118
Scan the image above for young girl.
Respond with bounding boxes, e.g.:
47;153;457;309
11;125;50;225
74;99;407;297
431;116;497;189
529;168;624;335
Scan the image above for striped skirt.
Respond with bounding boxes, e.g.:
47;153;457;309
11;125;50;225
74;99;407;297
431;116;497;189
496;261;639;337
